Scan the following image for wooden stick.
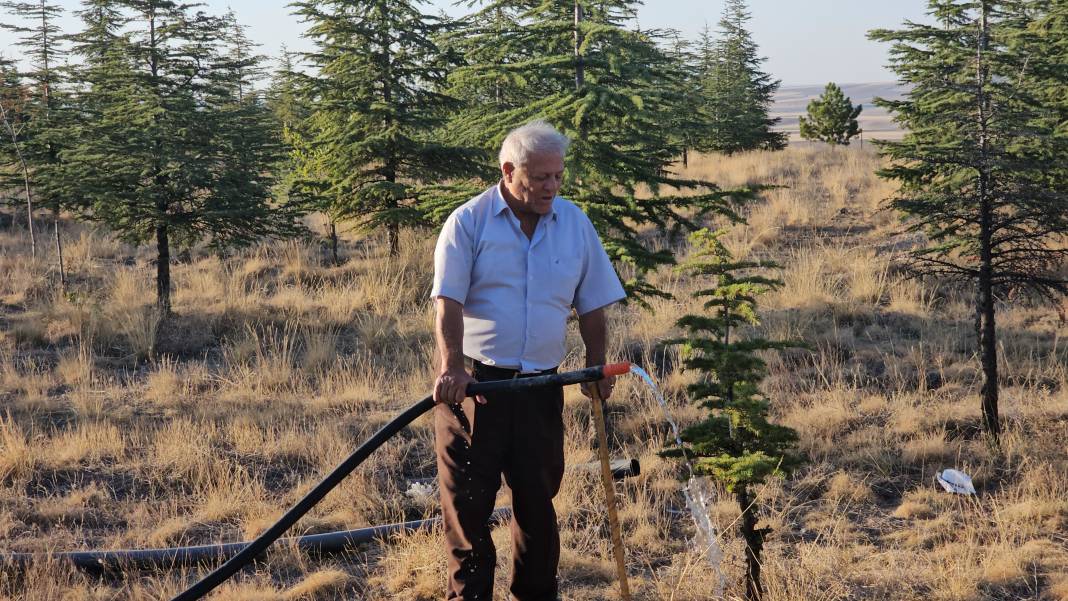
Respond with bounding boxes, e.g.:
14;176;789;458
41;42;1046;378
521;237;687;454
588;383;631;600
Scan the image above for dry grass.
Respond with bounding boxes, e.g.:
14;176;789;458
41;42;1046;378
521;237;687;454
0;146;1066;599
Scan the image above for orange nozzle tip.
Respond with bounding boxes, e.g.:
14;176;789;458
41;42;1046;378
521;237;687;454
603;362;631;377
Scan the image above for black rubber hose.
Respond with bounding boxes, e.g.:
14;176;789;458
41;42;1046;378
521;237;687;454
467;365;615;395
170;364;620;601
171;395;435;601
0;509;514;572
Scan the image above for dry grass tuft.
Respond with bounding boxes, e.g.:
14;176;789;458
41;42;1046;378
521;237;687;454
0;414;35;484
212;582;286;601
368;527;448;599
901;432;957;465
284;569;352;600
824;471;874;505
892;498;936;520
43;422;126;469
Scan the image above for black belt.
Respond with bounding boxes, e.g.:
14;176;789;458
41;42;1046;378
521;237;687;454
472;360;559;379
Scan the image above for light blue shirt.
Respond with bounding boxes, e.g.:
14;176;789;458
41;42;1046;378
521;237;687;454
431;183;627;372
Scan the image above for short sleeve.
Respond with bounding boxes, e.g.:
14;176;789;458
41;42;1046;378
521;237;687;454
573;218;627;315
431;211;474;304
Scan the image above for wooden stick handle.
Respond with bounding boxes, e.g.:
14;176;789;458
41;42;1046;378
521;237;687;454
588;384;632;600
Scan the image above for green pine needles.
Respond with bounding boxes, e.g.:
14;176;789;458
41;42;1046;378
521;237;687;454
799;82;863;145
695;0;786;154
667;228;801;601
288;0;484;257
442;0;749;305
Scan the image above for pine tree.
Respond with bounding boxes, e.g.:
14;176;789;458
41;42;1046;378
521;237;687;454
444;0;747;304
666;228;801;601
265;47;308;136
869;1;1068;443
66;0;127;119
66;0;294;311
1;0;71;284
207;12;296;246
662;30;708;168
698;0;786;154
266;47;335;259
0;56;36;255
798;82;862;145
288;0;483;257
437;3;525;117
61;0;126;235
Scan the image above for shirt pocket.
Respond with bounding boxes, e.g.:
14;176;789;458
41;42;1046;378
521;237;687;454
549;255;584;306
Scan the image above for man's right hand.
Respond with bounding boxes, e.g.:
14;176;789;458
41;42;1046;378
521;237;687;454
434;297;484;405
434;367;485;405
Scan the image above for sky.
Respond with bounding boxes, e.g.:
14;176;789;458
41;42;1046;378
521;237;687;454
1;0;932;86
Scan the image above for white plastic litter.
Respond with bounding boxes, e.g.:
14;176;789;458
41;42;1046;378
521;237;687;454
406;481;436;502
936;469;976;495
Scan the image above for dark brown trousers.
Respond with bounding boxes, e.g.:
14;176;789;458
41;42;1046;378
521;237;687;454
435;362;565;601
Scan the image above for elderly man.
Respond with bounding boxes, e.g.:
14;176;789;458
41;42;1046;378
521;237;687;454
431;120;626;601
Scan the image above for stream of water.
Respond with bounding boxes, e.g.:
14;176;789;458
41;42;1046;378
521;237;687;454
628;364;726;597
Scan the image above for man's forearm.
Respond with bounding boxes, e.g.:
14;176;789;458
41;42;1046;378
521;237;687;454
435;297;466;371
578;307;608;367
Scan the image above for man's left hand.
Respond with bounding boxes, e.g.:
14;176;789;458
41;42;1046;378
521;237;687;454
581;375;615;401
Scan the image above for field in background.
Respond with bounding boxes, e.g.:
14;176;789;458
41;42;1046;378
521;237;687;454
772;82;907;143
1;145;1066;600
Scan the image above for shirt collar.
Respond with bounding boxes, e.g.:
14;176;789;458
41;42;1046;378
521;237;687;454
494;181;558;221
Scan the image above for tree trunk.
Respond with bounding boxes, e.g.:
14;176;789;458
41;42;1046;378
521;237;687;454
724;304;734;420
978;257;999;442
328;221;339;266
156;221;171;313
573;0;587;189
574;1;584;91
377;8;401;259
494;8;503;107
736;486;766;601
24;179;35;259
53;207;65;291
387;223;399;257
41;0;56;269
975;1;999;443
149;7;170;314
0;101;36;258
682;147;688;168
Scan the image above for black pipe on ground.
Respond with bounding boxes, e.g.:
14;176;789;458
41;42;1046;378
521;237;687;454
0;459;639;573
0;508;514;572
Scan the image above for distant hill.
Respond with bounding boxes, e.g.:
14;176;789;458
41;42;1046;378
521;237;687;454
772;82;909;143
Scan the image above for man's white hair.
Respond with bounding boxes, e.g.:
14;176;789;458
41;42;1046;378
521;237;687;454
498;120;570;167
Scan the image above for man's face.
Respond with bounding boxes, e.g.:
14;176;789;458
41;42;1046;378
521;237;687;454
502;152;565;216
